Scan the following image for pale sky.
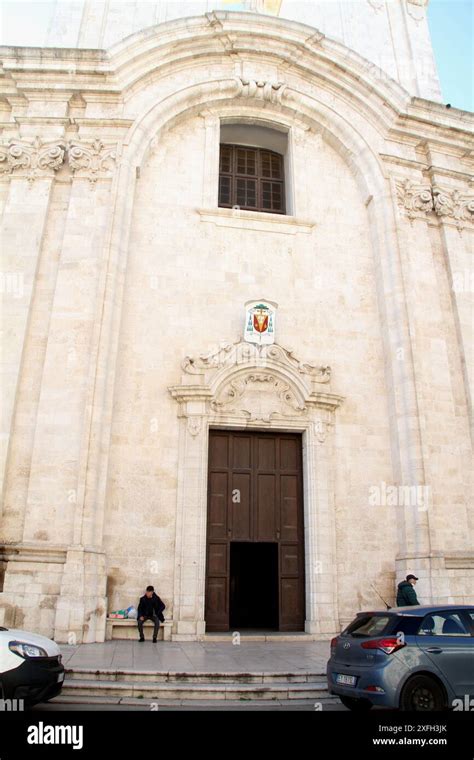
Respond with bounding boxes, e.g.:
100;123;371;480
428;0;473;111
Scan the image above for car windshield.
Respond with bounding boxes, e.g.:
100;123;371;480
345;615;391;638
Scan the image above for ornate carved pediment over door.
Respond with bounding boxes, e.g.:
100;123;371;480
171;339;342;426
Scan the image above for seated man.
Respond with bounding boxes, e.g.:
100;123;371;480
137;585;166;643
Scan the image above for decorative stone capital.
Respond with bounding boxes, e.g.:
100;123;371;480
68;137;117;186
432;186;474;230
235;78;287;104
187;417;203;437
313;416;334;444
395;177;474;228
0;136;66;182
395;178;433;220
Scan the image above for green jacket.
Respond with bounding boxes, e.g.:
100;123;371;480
396;581;419;606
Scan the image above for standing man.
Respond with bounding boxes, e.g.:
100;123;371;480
396;574;420;606
137;585;166;642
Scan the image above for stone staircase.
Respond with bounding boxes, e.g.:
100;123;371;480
55;667;330;705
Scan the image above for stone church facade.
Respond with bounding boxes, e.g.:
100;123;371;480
0;1;472;643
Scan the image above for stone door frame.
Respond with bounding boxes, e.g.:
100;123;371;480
169;339;344;639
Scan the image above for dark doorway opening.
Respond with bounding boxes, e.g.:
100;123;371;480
229;542;279;629
205;430;305;632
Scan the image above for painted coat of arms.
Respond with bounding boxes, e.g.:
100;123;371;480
244;299;278;345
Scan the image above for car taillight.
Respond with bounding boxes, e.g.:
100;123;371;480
330;636;339;650
361;637;405;655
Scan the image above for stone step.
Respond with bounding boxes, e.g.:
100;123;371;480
201;633;331;642
51;694;339;709
65;667;326;684
61;678;329;701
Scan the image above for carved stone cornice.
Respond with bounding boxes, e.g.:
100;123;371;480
444;553;474;570
395;179;433;219
234;78;287;104
0;136;66;181
0;542;67;564
68;137;117;185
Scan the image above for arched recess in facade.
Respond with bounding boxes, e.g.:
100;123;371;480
84;13;426;638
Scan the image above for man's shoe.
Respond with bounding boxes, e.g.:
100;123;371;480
138;637;145;642
152;638;157;643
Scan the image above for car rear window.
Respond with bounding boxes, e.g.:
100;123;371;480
345;615;392;637
391;616;423;635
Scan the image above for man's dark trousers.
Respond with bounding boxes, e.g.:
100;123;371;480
138;615;160;640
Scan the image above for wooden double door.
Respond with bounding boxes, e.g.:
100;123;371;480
205;430;305;632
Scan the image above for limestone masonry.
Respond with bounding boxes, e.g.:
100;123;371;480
0;0;472;642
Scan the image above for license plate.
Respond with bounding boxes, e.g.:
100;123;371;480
57;673;65;683
336;673;357;686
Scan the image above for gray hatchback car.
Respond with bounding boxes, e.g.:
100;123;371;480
327;605;474;711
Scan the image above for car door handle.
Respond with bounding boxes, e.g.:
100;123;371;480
425;647;443;653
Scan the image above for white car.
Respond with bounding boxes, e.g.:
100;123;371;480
0;626;65;706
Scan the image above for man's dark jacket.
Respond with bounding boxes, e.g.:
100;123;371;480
137;592;166;622
396;581;419;606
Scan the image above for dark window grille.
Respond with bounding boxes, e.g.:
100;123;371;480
218;144;285;214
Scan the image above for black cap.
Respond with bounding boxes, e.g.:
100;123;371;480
406;574;418;581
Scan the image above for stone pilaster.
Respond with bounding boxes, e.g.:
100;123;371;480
172;404;210;639
303;411;340;635
14;138;117;642
0;137;66;514
54;546;107;644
